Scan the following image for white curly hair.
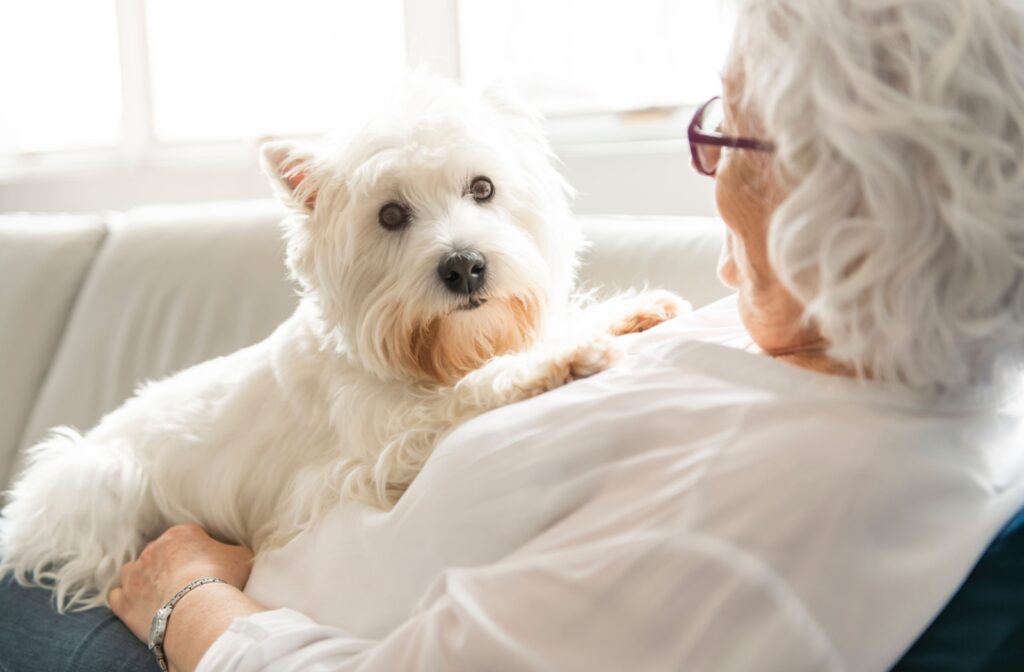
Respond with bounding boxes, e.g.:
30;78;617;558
729;0;1024;392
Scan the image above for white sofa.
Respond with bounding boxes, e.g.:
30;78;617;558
0;201;729;492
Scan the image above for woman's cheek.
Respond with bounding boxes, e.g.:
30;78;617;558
714;155;743;291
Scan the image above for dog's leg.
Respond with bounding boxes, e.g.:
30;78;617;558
338;337;619;510
437;290;687;425
441;336;620;421
579;289;690;337
608;290;690;336
0;429;163;611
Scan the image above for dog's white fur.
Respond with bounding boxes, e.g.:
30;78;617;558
0;76;686;611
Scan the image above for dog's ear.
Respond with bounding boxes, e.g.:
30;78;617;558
260;140;319;212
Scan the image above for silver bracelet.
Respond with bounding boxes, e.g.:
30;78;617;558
147;576;227;672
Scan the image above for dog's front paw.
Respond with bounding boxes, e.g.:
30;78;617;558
567;336;621;380
610;290;690;336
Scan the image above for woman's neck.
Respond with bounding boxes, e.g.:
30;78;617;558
772;348;856;378
736;289;856;379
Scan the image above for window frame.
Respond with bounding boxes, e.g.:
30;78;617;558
0;0;715;217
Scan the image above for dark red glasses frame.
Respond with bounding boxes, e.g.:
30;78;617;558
688;96;775;176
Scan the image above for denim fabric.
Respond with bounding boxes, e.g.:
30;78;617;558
0;576;158;672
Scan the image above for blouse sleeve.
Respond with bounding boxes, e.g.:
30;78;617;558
198;532;841;672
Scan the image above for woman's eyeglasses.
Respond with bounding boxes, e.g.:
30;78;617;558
688;96;774;177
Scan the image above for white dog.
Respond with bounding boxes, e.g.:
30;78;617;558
0;77;685;611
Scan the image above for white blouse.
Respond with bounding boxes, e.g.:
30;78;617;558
199;296;1024;672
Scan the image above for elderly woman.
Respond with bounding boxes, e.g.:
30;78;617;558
3;0;1024;670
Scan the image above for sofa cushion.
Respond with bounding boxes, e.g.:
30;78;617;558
577;216;727;309
19;201;298;453
0;214;107;490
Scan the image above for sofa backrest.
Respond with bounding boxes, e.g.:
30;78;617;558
2;201;728;491
19;202;298;455
0;214;108;489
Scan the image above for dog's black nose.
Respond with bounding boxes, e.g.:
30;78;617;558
438;250;487;295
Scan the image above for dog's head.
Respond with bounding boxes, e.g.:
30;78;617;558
261;76;583;385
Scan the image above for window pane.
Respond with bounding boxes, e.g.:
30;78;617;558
0;0;122;154
146;0;406;143
458;0;734;115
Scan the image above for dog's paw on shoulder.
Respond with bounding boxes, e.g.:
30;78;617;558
567;336;621;380
610;290;690;336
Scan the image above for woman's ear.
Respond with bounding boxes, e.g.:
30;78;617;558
260;140;319;212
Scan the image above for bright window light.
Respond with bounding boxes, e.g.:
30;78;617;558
458;0;734;115
145;0;406;143
0;0;122;154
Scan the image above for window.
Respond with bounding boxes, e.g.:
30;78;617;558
0;0;406;160
146;0;405;143
458;0;735;116
0;0;123;154
0;1;730;217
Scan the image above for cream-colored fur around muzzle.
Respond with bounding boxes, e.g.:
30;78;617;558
0;75;687;611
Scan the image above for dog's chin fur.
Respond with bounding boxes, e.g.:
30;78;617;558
400;293;544;385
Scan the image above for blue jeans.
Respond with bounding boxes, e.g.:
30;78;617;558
0;575;158;672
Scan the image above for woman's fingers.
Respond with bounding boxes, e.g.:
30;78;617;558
106;524;255;643
107;586;124;612
108;581;149;641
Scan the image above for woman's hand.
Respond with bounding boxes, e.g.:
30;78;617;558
109;524;254;643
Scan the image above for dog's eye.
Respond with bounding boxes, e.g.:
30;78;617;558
469;176;494;203
378;202;410;231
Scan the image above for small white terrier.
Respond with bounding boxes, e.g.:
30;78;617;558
0;77;685;610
